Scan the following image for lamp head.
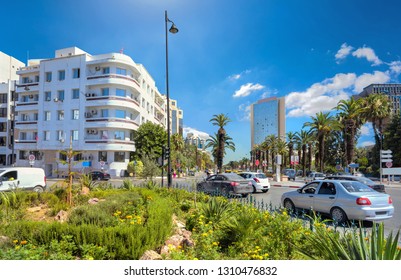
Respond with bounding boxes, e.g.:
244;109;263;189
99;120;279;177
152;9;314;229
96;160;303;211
169;23;179;34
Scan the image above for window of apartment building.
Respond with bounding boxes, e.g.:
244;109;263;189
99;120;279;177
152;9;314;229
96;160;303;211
22;95;29;102
58;90;65;101
99;151;107;161
72;109;79;120
0;108;7;118
114;131;124;140
57;110;64;121
58;70;65;81
101;88;109;96
101;109;109;117
73;152;82;161
142;98;145;108
114;151;125;162
59;152;67;161
44;131;50;141
72;89;79;99
45;72;52;82
115;110;125;119
116;68;126;75
33;113;38;121
44;111;51;121
33;131;38;141
22;77;30;83
72;68;80;79
71;130;79;141
116;88;126;97
57;130;64;141
35;75;39;82
0;122;6;132
102;67;110;74
20;132;27;140
100;130;108;139
19;151;28;160
0;94;7;104
0;137;6;146
45;91;51;101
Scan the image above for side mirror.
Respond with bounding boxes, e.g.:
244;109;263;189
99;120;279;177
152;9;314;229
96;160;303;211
297;189;302;193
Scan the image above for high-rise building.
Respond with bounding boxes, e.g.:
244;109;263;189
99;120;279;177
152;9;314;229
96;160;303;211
14;47;167;177
359;83;401;116
0;51;25;165
250;97;285;148
169;98;183;136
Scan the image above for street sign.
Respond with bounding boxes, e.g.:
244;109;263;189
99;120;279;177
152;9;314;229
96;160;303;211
386;162;393;168
28;154;35;161
255;159;260;166
99;161;105;167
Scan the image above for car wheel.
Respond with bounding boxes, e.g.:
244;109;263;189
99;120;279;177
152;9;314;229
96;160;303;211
252;185;256;193
33;186;44;193
262;189;268;193
283;199;295;213
330;207;348;224
196;184;204;192
241;193;249;198
220;187;230;197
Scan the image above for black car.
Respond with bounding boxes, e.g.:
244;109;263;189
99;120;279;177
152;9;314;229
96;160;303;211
196;173;253;197
325;175;385;193
89;171;111;181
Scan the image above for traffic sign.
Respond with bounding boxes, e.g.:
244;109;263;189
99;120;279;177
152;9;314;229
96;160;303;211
255;159;260;166
99;161;105;167
386;162;393;168
28;154;35;161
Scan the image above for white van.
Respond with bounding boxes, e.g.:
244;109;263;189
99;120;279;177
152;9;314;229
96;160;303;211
0;167;47;192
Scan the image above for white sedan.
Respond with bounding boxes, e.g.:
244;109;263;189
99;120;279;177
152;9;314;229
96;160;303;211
238;172;270;193
281;179;394;223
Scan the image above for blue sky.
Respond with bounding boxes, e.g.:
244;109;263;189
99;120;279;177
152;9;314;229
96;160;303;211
2;0;401;163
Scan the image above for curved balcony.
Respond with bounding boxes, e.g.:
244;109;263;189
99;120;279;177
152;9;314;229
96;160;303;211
87;74;141;93
85;96;140;111
85;117;139;130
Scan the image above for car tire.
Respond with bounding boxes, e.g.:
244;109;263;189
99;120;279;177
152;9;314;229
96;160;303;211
33;186;44;193
262;189;268;193
252;185;257;193
196;184;204;192
283;199;295;213
330;207;348;224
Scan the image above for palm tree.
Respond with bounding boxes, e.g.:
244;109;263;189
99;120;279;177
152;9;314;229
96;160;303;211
334;97;365;165
287;131;297;169
209;114;232;173
263;134;278;172
361;94;392;149
205;133;235;171
295;130;311;176
304;112;340;172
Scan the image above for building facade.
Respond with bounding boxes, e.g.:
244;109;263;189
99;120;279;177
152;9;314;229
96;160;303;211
250;97;286;148
169;98;183;136
14;47;167;177
0;51;25;165
359;83;401;116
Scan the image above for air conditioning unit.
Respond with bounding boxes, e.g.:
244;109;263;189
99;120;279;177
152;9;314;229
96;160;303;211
60;138;65;143
54;98;59;102
85;112;92;118
87;129;92;134
91;93;96;97
95;66;100;71
92;130;98;135
91;109;97;114
85;93;91;97
29;95;33;99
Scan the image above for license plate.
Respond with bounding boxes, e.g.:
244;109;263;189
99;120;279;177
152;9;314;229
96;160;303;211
376;211;387;215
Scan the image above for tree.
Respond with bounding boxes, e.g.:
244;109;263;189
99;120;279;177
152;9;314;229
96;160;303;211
304;112;340;172
383;114;401;167
295;130;311;176
335;97;365;165
133;122;167;161
205;133;235;169
287;132;297;169
263;134;278;172
209;114;232;173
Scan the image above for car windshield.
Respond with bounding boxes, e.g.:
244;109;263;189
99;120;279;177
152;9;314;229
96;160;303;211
255;173;267;179
341;181;375;193
356;177;375;185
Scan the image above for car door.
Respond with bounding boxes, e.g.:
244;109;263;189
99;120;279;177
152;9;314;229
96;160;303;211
295;182;319;210
203;175;220;193
313;182;337;214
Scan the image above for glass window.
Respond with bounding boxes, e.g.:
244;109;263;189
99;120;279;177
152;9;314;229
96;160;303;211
101;88;109;96
72;68;80;79
45;72;52;82
45;91;51;101
72;130;79;141
102;67;110;74
101;109;108;118
58;90;65;101
44;131;50;141
116;68;126;75
115;110;125;119
57;110;64;121
44;111;51;121
72;89;79;99
116;88;126;97
114;131;124;140
114;151;125;162
58;70;65;81
99;151;107;161
72;109;79;120
57;130;64;141
20;132;27;140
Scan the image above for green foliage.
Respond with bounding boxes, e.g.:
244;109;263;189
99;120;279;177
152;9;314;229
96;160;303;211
127;160;143;177
133;122;167;161
141;156;161;179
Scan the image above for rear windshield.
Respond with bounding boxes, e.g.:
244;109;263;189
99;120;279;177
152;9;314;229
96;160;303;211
255;173;267;179
341;181;375;193
355;177;375;185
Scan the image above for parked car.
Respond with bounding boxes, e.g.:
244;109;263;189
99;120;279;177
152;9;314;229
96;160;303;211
283;169;296;181
281;179;394;223
196;173;253;197
304;172;326;182
325;175;385;193
0;167;47;193
237;172;270;193
88;171;111;181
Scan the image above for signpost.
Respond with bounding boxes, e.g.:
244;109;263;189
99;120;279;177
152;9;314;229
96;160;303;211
380;150;393;184
28;154;35;167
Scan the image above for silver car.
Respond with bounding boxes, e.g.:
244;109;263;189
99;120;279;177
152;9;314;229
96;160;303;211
238;172;270;193
305;172;326;183
281;180;394;223
197;173;253;197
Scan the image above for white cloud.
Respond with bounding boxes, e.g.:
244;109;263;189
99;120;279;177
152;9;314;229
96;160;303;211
352;46;382;66
285;73;355;117
183;127;210;140
353;71;390;93
359;124;372;136
335;43;354;63
359;141;375;147
227;69;251;81
238;102;251;121
389;60;401;74
233;83;264;98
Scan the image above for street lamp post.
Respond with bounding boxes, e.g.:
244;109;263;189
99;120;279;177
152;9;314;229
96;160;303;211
165;10;178;188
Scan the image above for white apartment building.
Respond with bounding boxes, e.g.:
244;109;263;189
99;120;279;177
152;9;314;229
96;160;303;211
0;51;25;165
15;47;167;177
